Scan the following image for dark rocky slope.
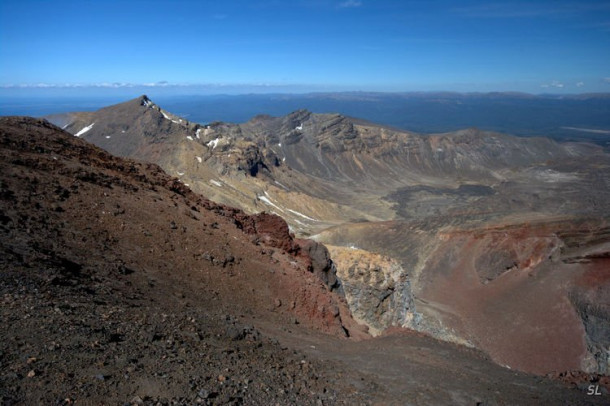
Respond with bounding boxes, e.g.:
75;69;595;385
0;117;367;405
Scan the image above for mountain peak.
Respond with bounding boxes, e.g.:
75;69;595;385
138;94;153;107
288;109;312;119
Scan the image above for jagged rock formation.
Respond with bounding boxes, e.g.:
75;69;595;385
327;245;418;335
47;96;610;376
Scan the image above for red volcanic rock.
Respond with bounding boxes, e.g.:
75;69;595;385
236;211;298;253
228;211;342;292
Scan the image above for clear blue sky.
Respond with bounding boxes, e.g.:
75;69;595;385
1;0;609;95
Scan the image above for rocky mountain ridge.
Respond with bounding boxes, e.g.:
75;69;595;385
6;116;610;404
47;96;610;377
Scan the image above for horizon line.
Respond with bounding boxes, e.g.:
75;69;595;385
1;87;610;98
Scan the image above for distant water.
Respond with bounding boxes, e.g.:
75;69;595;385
0;97;125;117
2;93;609;147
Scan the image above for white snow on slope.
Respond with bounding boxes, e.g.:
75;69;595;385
196;156;202;163
274;180;288;190
292;218;309;227
196;128;201;139
161;111;181;124
287;209;317;221
75;123;94;137
210;180;223;187
207;138;220;149
295;124;303;131
258;195;284;212
186;136;193;141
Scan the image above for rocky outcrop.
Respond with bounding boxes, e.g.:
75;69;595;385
295;239;341;292
229;210;342;292
327;245;419;335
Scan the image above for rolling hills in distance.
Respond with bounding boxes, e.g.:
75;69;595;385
1;92;609;404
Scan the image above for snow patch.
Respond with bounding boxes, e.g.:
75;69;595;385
282;157;286;162
177;171;185;176
121;130;126;133
258;195;283;211
536;169;579;183
75;123;94;137
292;218;307;227
186;136;193;141
210;180;223;187
184;183;189;187
278;142;282;147
105;136;111;139
295;124;303;131
196;156;202;163
161;111;180;124
196;128;201;139
207;137;220;149
287;209;317;221
274;180;288;190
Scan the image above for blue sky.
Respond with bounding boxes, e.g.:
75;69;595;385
1;0;609;95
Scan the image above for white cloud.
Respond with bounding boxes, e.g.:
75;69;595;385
0;81;176;89
539;80;565;89
338;0;362;8
142;81;170;87
576;81;584;87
